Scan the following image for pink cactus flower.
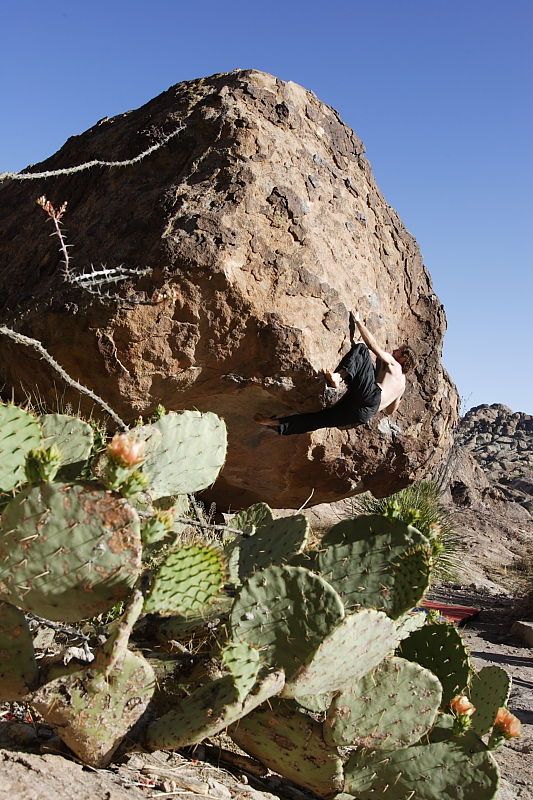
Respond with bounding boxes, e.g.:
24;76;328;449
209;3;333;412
450;695;476;717
493;707;521;739
107;433;145;466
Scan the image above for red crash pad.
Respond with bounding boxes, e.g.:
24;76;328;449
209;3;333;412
420;599;481;625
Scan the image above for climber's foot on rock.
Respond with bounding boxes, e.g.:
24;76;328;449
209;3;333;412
254;414;279;429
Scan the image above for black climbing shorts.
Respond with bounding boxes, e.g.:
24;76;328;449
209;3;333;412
275;343;381;436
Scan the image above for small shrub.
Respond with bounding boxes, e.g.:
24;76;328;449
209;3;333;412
349;480;463;582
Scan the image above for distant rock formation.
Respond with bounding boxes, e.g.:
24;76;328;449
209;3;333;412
0;69;457;508
436;404;532;591
453;404;533;514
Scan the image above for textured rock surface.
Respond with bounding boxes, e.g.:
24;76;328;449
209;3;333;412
455;404;533;513
0;69;457;507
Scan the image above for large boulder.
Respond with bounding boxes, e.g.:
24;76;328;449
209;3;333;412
0;70;457;508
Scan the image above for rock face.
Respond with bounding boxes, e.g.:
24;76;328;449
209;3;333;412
431;404;532;591
454;404;533;513
0;70;457;508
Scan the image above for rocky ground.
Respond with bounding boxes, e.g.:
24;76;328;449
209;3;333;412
1;404;532;799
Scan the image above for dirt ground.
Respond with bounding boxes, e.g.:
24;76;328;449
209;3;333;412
1;583;531;800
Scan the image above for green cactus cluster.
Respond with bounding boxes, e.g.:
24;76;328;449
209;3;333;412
295;514;432;618
0;400;506;798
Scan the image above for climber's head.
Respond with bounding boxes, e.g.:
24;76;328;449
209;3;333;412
393;345;415;373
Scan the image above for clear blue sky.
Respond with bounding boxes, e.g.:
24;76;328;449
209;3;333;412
2;0;532;414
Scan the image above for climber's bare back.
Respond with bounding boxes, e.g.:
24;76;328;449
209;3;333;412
374;356;405;412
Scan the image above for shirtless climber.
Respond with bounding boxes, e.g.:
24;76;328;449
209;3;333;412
255;312;414;436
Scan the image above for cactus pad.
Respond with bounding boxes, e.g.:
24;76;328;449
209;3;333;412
146;667;285;750
0;600;38;700
324;656;442;749
221;640;261;699
296;692;336;713
344;738;500;800
308;514;432;618
470;665;512;736
395;610;427;640
40;413;94;480
399;622;471;706
231;502;273;534
0;483;142;622
230;565;344;680
31;649;155;767
284;609;398;699
0;403;41;492
30;591;154;767
235;514;310;582
229;698;344;797
143;544;226;616
151;595;232;644
137;411;227;499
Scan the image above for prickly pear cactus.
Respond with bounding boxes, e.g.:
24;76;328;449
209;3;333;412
143;544;226;616
233;514;310;582
141;509;175;550
31;593;154;768
470;665;512;736
151;595;232;644
344;736;500;799
97;590;144;675
395;609;427;641
231;502;273;534
299;514;432;618
324;656;442;749
40;413;94;480
399;622;471;706
296;692;336;713
137;411;227;499
25;445;62;483
139;494;191;559
283;609;398;699
230;565;344;680
221;640;261;699
145;667;285;750
0;600;38;700
0;483;142;622
229;698;344;797
0;403;41;492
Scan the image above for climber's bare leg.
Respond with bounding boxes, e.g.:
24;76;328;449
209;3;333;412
323;369;344;389
254;414;280;429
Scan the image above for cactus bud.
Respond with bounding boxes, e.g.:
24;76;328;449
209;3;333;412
141;509;175;546
25;445;62;483
152;404;167;420
449;694;476;733
117;469;148;498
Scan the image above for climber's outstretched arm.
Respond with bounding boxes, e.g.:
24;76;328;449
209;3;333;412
353;313;394;365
